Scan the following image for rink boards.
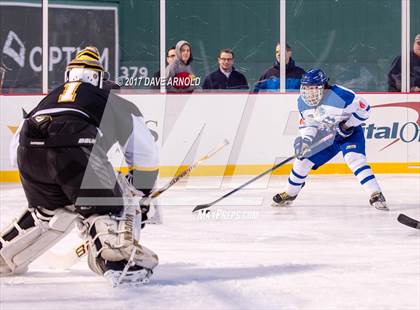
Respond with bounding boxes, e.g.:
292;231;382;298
0;92;419;182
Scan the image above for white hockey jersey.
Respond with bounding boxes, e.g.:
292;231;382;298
297;84;370;139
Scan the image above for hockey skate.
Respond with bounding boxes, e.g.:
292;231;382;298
369;192;388;211
104;265;153;287
272;192;296;207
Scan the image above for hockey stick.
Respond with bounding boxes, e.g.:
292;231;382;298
397;214;420;229
41;139;230;269
192;133;335;212
37;240;88;269
149;138;230;199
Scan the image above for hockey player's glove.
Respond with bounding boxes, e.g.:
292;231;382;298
124;170;152;229
294;136;312;160
336;121;354;139
138;196;151;228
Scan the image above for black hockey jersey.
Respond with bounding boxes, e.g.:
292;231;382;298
25;82;144;150
12;82;159;187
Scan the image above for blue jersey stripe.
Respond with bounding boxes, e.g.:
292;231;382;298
299;125;318;129
298;97;313;112
354;165;370;176
360;175;375;185
320;85;355;109
288;177;304;186
352;112;368;121
292;169;306;179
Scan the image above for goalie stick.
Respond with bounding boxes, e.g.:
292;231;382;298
149;138;229;199
397;214;420;229
192;132;335;212
42;139;230;269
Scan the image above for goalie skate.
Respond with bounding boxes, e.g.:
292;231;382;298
272;192;296;207
104;266;152;288
369;192;389;211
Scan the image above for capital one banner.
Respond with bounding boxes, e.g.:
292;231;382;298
0;2;117;92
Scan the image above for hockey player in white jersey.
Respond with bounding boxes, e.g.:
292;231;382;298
272;68;388;210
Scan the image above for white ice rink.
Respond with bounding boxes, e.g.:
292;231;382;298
1;174;419;310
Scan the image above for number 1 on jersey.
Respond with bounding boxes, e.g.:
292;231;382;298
58;82;81;103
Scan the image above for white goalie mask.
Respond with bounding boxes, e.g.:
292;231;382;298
66;67;103;88
65;46;104;89
300;84;324;106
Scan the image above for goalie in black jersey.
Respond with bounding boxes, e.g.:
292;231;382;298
0;46;160;286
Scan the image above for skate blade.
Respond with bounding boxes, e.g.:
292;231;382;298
271;201;293;208
372;202;389;211
104;269;151;288
373;203;389;211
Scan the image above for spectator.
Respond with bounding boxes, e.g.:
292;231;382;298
165;40;198;93
388;34;420;92
254;42;305;92
151;46;176;90
202;49;248;91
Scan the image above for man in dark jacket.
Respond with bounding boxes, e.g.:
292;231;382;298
254;43;305;92
202;49;248;91
388;34;420;92
151;47;176;90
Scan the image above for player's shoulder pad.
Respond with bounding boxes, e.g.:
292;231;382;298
297;95;312;113
107;93;143;117
330;84;355;107
76;82;109;102
47;83;67;97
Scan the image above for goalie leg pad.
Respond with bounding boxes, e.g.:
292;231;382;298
0;207;79;275
84;206;158;277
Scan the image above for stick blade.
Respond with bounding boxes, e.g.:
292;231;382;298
192;204;211;213
397;214;420;229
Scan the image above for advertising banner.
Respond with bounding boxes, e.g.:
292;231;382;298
1;93;418;182
0;2;117;92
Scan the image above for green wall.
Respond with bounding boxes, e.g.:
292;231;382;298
6;0;420;92
117;0;416;91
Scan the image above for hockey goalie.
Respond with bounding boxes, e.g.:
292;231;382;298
0;47;160;287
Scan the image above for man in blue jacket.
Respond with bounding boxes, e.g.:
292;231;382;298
202;49;249;91
254;43;305;92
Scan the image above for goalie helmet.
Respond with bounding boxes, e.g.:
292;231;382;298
300;68;328;106
65;46;104;88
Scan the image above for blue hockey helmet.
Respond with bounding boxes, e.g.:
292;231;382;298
301;68;328;86
300;68;328;106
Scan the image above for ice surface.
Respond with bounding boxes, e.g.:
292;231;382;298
1;174;419;310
